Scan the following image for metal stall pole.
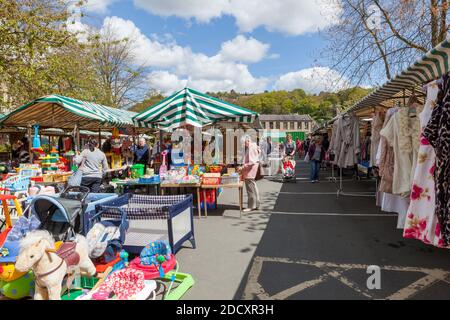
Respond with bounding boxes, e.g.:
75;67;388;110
27;124;33;163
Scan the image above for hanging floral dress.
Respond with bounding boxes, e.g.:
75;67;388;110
423;74;450;247
403;81;447;247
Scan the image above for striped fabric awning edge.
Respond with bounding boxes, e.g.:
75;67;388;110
0;94;138;129
133;87;260;130
347;36;450;114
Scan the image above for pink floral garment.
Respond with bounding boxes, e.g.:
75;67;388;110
403;82;448;248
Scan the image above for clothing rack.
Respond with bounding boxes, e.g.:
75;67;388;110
336;166;377;198
327;162;337;183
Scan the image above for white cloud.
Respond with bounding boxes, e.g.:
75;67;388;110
134;0;228;23
274;67;349;94
100;16;192;68
268;53;280;60
100;17;268;94
83;0;118;13
147;71;268;96
146;71;187;95
133;0;342;36
219;35;270;63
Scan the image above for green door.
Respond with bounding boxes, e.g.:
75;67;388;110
281;132;305;142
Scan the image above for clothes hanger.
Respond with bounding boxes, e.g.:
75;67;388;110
407;89;418;118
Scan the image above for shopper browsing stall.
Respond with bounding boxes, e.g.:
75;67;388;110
74;138;109;193
12;137;31;165
284;134;296;158
240;135;261;213
308;137;326;183
131;137;150;167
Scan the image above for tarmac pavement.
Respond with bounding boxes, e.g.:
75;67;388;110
178;160;450;300
235;161;450;300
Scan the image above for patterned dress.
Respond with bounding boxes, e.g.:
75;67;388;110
423;75;450;246
403;81;446;247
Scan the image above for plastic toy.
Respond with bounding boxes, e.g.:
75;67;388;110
112;250;129;272
15;230;96;300
0;271;35;299
162;269;195;300
32;125;41;150
159;150;169;176
0;213;40;299
0;194;23;245
138;241;173;278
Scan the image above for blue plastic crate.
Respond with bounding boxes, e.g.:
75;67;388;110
138;175;160;184
3;176;30;192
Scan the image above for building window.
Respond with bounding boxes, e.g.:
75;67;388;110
291;122;296;130
305;122;310;130
298;122;303;130
275;122;280;130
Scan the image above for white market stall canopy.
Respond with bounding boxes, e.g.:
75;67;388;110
347;36;450;114
0;95;138;130
133;87;260;131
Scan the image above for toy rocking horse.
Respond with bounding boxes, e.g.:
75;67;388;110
15;230;96;300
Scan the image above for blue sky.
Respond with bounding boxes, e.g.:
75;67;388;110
73;0;346;95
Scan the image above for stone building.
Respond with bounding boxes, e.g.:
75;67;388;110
259;114;317;141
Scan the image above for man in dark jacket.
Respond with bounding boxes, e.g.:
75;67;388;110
131;137;150;167
308;137;326;183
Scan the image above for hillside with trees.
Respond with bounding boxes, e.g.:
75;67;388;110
130;87;372;125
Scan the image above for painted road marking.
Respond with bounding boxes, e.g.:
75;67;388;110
243;256;450;300
261;211;397;217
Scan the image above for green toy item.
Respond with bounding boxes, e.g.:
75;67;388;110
162;270;195;300
0;271;35;299
131;164;145;178
61;276;100;300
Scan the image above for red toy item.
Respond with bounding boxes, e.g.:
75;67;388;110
129;254;177;280
94;254;121;273
283;161;294;171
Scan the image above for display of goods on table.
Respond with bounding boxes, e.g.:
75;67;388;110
160;167;200;185
138;175;161;184
202;173;221;185
36;148;70;173
188;165;205;177
206;165;223;174
131;164;145;179
16;164;41;177
1;175;30;192
220;173;241;185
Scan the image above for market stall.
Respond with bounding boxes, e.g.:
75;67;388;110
131;87;260;217
327;36;450;249
0;96;197;300
0;94;151;189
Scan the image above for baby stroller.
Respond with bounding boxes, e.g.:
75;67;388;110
28;186;90;241
281;156;296;183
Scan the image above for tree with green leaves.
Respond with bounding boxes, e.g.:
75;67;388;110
0;0;88;111
88;19;146;108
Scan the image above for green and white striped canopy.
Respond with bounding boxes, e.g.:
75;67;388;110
347;36;450;113
133;87;259;131
0;94;137;130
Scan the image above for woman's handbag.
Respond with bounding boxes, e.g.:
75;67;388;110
255;163;264;181
304;153;310;163
68;157;85;187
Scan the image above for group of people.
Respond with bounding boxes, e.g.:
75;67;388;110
11;131;329;212
74;136;153;193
